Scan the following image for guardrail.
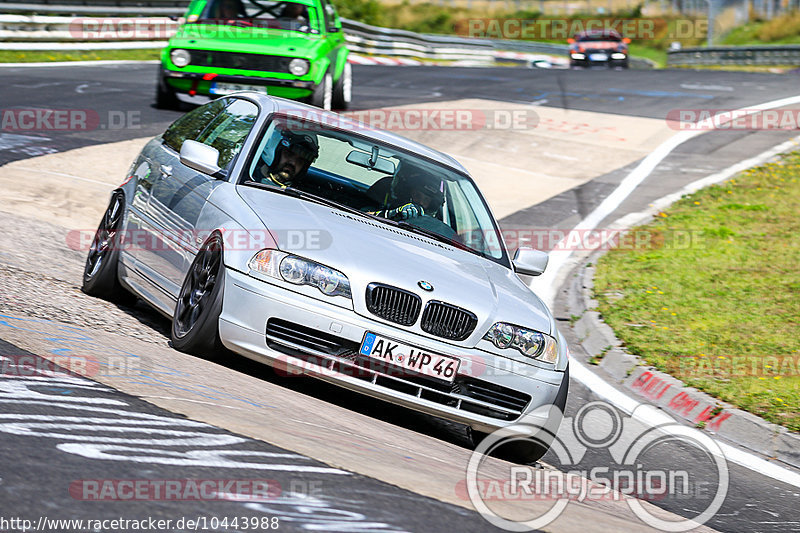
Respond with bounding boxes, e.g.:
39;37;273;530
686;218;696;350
340;18;493;63
668;45;800;66
0;0;188;15
0;3;658;68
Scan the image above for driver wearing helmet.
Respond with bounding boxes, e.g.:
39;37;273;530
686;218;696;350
372;161;445;221
255;130;319;188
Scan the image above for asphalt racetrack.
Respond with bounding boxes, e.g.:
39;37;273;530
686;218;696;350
1;62;799;532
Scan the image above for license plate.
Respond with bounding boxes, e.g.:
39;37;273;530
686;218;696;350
209;82;268;95
589;53;608;61
359;332;460;383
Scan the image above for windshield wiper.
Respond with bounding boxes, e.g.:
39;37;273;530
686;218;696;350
395;221;472;252
242;180;380;219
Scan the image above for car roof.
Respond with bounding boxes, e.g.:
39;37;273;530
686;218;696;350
243;93;470;175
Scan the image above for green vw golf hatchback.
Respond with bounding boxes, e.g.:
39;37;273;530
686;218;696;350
157;0;351;110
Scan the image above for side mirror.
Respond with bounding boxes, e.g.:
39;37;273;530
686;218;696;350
567;38;575;44
512;247;548;277
180;140;222;176
623;37;631;44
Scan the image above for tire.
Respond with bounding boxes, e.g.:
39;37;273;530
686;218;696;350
332;62;352;110
171;233;226;357
310;72;333;111
81;191;136;305
470;366;570;465
155;76;180;110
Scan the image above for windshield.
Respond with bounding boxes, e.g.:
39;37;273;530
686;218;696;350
577;32;622;42
243;115;510;266
195;0;319;34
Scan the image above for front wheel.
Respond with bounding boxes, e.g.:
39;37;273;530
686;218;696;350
310;72;333;111
155;76;180;110
332;62;352;110
81;191;135;304
171;233;225;357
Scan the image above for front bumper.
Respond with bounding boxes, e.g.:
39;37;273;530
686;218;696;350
219;267;566;434
162;69;314;99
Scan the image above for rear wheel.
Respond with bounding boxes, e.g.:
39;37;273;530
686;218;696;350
310;72;333;111
81;191;135;305
332;62;352;110
171;233;226;357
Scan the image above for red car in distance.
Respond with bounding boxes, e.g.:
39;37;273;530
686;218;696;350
568;29;630;68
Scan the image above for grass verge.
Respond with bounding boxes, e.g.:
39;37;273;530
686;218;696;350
0;49;161;63
593;151;800;431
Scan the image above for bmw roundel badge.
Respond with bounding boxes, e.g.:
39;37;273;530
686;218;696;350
418;280;434;292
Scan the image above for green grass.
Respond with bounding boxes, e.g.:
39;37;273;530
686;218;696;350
0;49;161;63
722;12;800;45
627;44;667;67
594;151;800;431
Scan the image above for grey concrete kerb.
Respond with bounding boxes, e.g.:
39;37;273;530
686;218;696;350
556;249;800;470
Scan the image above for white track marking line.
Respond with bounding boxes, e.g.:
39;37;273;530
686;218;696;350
529;93;800;486
0;60;159;68
571;359;800;488
10;167;115;187
531;93;800;305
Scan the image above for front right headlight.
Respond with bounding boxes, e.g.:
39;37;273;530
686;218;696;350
170;49;191;67
288;58;310;76
483;322;558;364
248;249;351;299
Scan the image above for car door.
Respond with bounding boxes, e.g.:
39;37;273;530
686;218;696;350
129;99;227;302
137;97;258;305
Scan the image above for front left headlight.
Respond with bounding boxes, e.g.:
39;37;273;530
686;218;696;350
611;52;627;59
484;322;558;364
248;249;351;299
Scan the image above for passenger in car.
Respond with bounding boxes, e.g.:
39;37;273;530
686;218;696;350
254;130;319;188
368;162;445;221
211;0;246;19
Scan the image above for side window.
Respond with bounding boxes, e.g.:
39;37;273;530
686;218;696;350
162;98;228;153
195;98;259;170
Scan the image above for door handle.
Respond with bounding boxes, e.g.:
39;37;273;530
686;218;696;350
159;165;172;178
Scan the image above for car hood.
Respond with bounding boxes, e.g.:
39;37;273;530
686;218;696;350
237;186;554;340
172;24;322;57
